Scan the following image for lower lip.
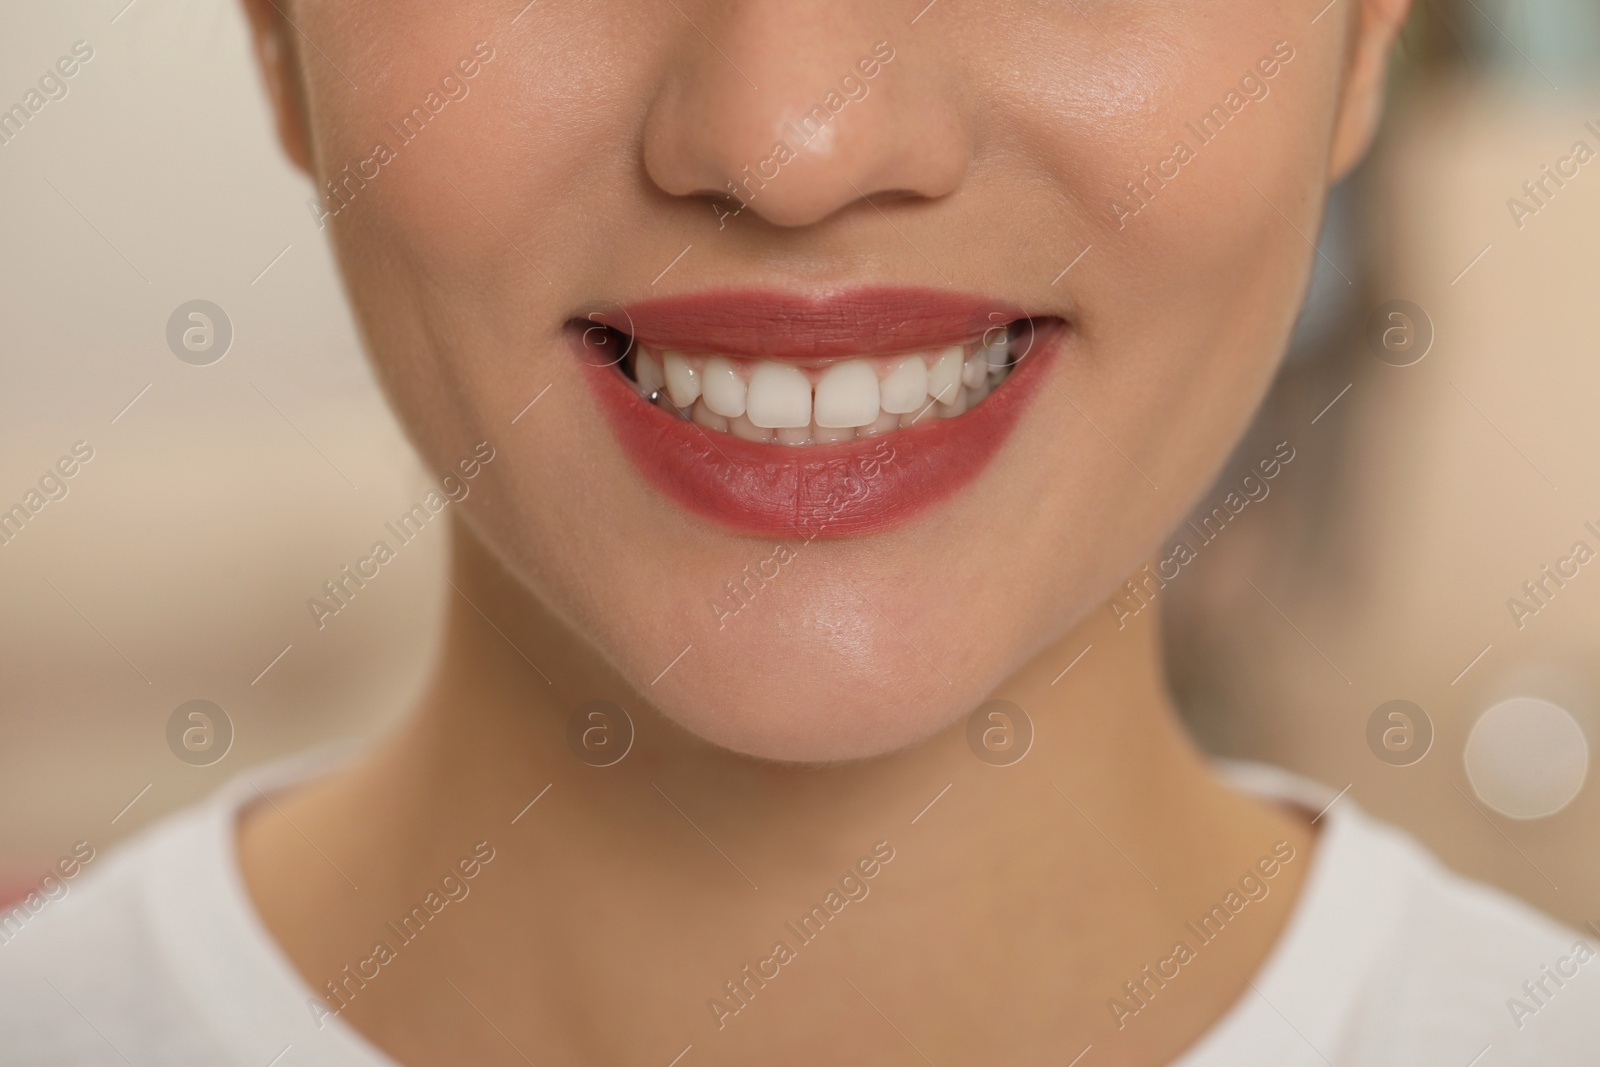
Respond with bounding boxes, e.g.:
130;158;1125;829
579;324;1063;539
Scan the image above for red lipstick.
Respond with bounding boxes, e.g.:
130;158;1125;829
577;288;1062;538
591;288;1027;361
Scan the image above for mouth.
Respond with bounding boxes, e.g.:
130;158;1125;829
574;288;1064;538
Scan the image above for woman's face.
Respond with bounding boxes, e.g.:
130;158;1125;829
253;0;1387;761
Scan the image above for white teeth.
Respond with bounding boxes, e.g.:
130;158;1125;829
729;413;773;442
701;356;747;418
691;398;728;432
632;331;1024;444
814;360;880;428
879;356;929;414
857;410;901;437
981;332;1010;370
775;426;812;446
746;362;812;428
961;354;987;390
937;385;969;418
927;346;963;405
814;423;856;444
663;351;701;407
637;352;666;397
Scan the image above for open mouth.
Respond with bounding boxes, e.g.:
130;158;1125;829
609;325;1028;445
574;289;1063;538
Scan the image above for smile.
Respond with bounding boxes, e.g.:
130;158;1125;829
577;288;1062;538
624;332;1023;445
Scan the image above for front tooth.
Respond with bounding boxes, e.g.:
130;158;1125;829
927;346;963;405
746;362;812;429
879;356;929;414
637;352;666;397
814;360;880;428
814;423;856;444
701;356;747;418
663;351;701;407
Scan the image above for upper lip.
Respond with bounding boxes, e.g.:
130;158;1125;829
594;287;1033;361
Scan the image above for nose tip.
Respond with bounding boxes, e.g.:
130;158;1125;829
643;24;971;229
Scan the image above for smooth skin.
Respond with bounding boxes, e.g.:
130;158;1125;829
237;1;1410;1063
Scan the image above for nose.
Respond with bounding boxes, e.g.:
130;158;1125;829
642;4;972;228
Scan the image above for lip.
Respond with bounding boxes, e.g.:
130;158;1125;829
577;289;1064;539
592;287;1029;361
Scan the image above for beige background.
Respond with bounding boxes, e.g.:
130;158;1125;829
2;0;1599;929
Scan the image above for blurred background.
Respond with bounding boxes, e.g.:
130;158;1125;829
2;0;1598;929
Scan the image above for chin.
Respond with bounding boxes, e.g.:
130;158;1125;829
611;556;1046;763
646;649;968;765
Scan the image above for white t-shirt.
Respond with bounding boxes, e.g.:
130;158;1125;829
2;756;1596;1065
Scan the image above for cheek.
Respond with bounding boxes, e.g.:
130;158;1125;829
310;16;665;465
308;8;631;293
1009;11;1331;449
965;7;1337;619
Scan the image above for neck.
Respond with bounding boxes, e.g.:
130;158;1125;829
240;517;1313;1065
